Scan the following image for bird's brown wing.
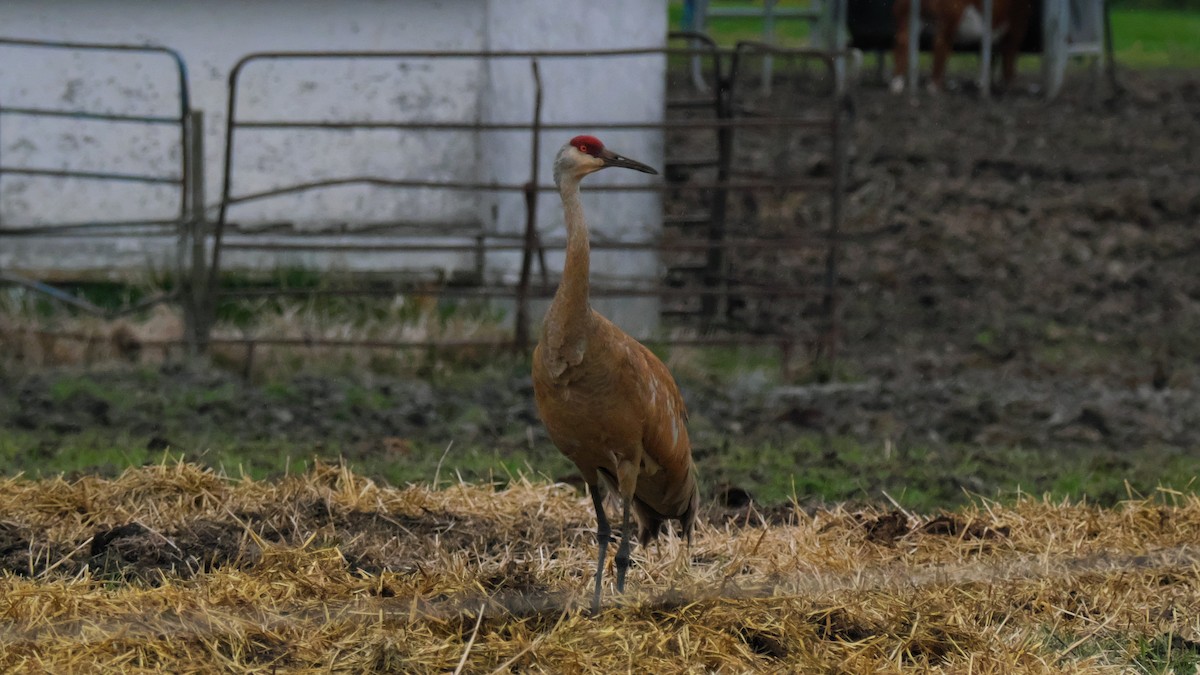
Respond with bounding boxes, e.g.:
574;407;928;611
616;336;698;528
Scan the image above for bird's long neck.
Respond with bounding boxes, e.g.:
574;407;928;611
551;176;592;330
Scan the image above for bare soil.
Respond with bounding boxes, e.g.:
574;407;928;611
840;69;1200;376
713;66;1200;449
2;70;1199;503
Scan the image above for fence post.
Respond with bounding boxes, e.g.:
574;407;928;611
181;109;209;355
832;0;848;95
1101;0;1122;96
515;181;537;353
980;0;994;98
514;59;543;354
704;53;734;327
820;92;849;380
907;0;921;95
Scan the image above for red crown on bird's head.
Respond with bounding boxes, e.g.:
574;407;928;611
569;135;604;157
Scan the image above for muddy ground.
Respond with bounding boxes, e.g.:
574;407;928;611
714;66;1200;447
837;68;1200;381
3;69;1200;504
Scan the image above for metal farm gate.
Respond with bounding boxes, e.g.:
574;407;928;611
0;37;194;320
1;38;850;376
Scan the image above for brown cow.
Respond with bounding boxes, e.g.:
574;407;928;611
891;0;1033;93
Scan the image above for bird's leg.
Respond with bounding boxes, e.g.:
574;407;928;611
614;495;634;594
589;482;611;614
612;457;640;595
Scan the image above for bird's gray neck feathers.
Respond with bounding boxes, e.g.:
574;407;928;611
538;172;594;376
553;175;591;319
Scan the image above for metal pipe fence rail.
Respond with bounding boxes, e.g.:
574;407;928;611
2;41;849;378
0;36;193;315
197;43;849;374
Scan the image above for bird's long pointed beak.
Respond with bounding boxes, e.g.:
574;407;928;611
600;148;658;175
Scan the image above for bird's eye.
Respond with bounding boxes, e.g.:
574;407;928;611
578;144;588;153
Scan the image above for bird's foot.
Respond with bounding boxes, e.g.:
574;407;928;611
615;553;632;593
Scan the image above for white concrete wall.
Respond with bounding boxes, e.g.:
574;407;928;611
0;0;488;230
0;0;667;333
0;43;185;227
482;0;666;335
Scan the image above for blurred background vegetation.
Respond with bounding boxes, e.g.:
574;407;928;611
669;0;1200;68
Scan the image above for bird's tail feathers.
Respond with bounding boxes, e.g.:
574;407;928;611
633;464;700;544
633;498;668;543
598;464;700;544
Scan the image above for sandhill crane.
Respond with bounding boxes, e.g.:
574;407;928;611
533;135;699;613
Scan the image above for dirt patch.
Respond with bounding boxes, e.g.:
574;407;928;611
836;71;1200;381
681;68;1200;442
0;519;258;582
921;514;1011;540
0;521;73;577
861;510;912;544
89;522;199;583
738;626;790;659
811;606;879;643
849;510;1011;545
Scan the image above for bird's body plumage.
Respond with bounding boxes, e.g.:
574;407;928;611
533;307;698;539
533;136;698;611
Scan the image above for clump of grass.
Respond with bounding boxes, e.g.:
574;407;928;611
0;302;185;369
208;291;511;379
0;276;513;378
1;461;1199;672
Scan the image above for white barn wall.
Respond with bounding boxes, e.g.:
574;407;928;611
0;0;667;334
483;0;666;336
0;0;490;229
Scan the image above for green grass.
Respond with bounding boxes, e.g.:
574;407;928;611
2;271;505;336
0;426;576;493
4;315;1200;511
671;0;815;45
1054;630;1200;674
669;1;1200;69
1110;8;1200;68
704;435;1200;508
48;376;117;406
5;427;1199;512
0;431;183;478
1131;633;1200;674
211;267;505;330
5;365;1200;512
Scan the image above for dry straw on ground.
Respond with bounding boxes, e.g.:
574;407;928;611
0;292;507;375
1;462;1198;673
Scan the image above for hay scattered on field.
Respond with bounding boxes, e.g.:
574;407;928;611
1;462;1199;672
